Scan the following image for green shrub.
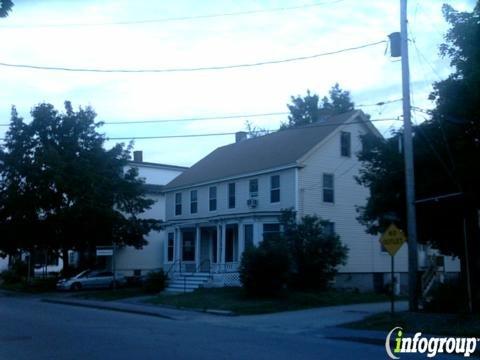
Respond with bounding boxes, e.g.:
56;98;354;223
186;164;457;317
424;280;467;313
240;237;290;297
0;261;28;284
29;277;58;292
143;269;168;294
282;210;349;290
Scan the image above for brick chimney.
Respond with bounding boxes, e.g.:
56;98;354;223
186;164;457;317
133;150;143;162
235;131;248;143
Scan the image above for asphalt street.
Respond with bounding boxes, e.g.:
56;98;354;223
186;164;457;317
0;292;466;360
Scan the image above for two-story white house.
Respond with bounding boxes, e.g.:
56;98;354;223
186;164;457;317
162;110;459;292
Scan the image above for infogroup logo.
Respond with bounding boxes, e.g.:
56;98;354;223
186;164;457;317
385;327;479;358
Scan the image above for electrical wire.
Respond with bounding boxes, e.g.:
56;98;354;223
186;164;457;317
0;40;386;74
0;1;346;29
0;117;400;142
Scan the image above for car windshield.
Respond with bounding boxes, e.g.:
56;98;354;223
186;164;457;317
74;270;91;279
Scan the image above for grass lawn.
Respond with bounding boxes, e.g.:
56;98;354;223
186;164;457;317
72;287;150;301
147;287;391;315
343;311;480;338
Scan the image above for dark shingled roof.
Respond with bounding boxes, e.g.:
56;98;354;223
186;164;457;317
165;111;361;190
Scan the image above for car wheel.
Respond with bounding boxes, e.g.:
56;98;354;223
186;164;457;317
71;282;82;291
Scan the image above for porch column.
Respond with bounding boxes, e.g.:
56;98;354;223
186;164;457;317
195;225;201;271
221;223;226;265
216;224;221;272
175;227;181;272
238;222;244;262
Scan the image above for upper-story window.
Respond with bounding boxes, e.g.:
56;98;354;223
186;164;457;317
190;190;198;214
228;183;236;209
323;173;334;203
270;175;280;203
341;131;351;157
175;193;182;215
249;179;258;198
209;186;217;211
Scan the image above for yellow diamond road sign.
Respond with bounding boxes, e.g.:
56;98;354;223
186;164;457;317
380;224;406;256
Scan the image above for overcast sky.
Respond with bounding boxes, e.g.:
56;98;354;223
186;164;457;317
0;0;475;166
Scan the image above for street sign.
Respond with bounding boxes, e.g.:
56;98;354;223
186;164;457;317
96;247;113;256
380;223;406;256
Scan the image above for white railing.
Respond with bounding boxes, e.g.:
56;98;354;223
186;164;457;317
211;262;240;273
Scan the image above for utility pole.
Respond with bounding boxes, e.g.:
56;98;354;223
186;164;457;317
400;0;419;311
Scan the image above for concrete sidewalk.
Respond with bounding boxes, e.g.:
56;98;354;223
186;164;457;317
41;293;407;337
202;301;408;335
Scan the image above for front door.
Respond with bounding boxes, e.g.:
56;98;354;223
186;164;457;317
200;228;216;272
182;229;195;262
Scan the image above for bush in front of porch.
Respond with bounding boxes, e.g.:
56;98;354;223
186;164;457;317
239;209;349;296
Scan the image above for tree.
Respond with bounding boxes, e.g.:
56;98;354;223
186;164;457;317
356;2;480;310
240;209;348;295
239;236;290;296
0;0;13;17
0;102;160;271
280;209;348;290
281;83;355;129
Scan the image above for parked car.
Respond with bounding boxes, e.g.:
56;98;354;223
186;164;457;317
56;270;126;291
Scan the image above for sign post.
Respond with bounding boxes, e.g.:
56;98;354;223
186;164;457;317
380;224;407;314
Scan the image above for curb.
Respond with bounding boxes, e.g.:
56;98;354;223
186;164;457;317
42;298;175;320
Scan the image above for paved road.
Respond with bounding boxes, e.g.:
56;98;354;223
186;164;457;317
0;293;463;360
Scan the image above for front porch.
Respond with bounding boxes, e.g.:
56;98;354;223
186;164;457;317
167;223;247;286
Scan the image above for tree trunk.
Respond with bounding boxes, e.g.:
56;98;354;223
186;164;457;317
61;248;70;276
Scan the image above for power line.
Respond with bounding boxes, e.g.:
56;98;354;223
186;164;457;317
0;40;386;74
0;111;289;127
0;1;345;29
102;117;401;140
356;98;402;107
0;117;400;142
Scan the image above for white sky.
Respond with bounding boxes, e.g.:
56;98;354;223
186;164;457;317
0;0;475;166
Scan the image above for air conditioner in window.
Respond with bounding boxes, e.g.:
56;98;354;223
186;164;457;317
247;198;258;208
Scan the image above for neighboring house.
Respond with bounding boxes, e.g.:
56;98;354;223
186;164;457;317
163;110;459;292
0;256;8;272
109;151;187;277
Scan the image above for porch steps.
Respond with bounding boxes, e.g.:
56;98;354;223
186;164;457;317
165;273;211;293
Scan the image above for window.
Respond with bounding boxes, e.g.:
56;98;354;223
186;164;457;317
167;233;174;262
263;223;281;240
244;224;254;249
228;183;236;209
175;193;182;215
209;186;217;211
323;174;334;203
249;179;258;198
270;175;280;203
324;221;335;236
190;190;197;214
341;131;351;157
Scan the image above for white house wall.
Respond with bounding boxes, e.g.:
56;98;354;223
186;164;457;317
165;168;297;222
113;164;184;276
0;257;8;272
297;120;410;274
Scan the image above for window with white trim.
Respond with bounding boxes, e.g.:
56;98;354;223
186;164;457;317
323;174;334;203
209;186;217;211
228;183;235;209
175;193;182;215
341;131;351;157
190;190;197;214
270;175;280;203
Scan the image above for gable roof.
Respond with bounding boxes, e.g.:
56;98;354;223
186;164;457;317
165;110;369;190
